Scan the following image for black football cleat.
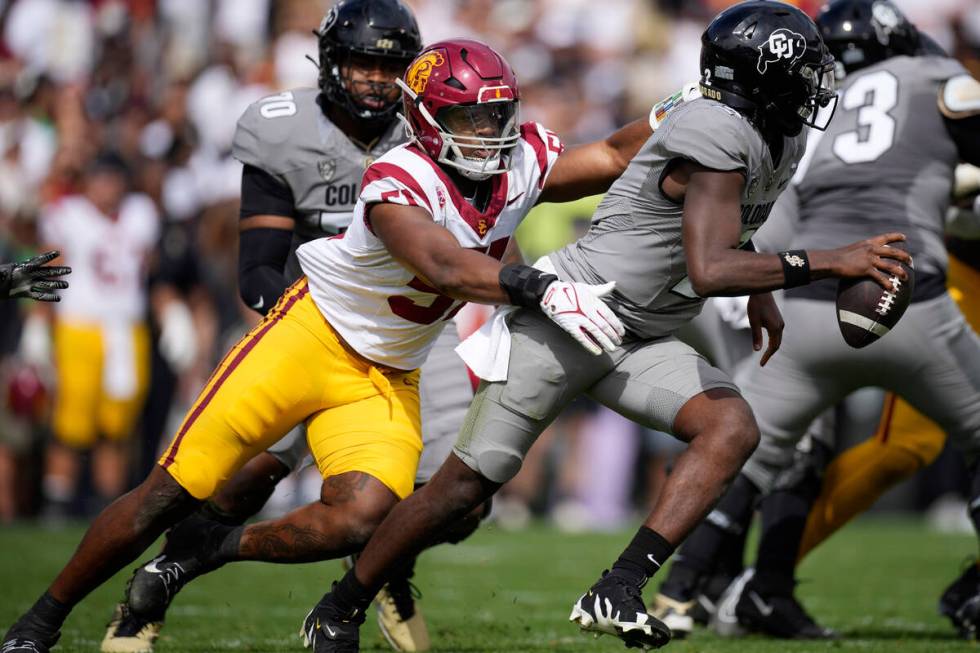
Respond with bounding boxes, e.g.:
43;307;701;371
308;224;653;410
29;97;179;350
3;611;61;653
939;561;980;639
734;580;837;640
126;513;229;619
570;571;672;650
301;593;364;653
1;638;53;653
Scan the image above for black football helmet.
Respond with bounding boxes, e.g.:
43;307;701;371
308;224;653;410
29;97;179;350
700;1;838;136
815;0;920;77
316;0;422;124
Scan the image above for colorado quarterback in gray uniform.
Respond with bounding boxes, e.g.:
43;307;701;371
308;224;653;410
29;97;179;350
310;4;914;652
659;0;980;641
98;2;470;653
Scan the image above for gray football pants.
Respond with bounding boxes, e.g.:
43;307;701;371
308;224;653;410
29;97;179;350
453;309;739;484
265;325;473;484
739;293;980;493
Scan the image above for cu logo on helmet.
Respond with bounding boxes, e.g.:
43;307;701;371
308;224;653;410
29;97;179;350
757;29;806;74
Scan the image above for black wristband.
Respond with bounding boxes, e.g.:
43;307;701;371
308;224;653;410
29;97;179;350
778;250;810;288
499;263;558;308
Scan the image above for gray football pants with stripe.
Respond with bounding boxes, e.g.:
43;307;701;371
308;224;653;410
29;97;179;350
265;325;473;484
739;293;980;493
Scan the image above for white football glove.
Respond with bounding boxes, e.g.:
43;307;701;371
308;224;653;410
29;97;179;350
540;280;625;355
159;300;197;373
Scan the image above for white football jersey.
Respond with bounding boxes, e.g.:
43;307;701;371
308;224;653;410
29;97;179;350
39;194;160;324
298;122;564;370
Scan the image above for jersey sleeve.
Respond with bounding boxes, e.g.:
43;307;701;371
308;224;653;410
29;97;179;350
359;161;434;217
519;122;565;191
656;101;750;175
232;102;271;173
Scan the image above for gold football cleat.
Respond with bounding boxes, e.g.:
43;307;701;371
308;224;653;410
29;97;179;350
100;604;163;653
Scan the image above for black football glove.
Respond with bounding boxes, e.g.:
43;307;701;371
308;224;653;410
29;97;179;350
0;250;71;302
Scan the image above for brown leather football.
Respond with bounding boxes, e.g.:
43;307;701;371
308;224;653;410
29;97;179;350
836;241;915;348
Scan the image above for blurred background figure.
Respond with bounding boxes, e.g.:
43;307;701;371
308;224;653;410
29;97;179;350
0;0;974;526
27;152;158;518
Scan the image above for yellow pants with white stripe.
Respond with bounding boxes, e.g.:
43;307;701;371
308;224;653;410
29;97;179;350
799;254;979;560
52;321;151;448
159;279;422;500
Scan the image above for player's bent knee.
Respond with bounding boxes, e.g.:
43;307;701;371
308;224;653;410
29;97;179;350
133;466;199;532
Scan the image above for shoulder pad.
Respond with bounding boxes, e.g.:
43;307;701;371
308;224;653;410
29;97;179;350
232;88;320;173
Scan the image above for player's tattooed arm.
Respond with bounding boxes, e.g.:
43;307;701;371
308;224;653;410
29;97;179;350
369;203;512;305
676;161;913;295
537;118;652;204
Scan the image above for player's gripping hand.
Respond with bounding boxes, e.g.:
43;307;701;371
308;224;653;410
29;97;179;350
818;233;913;291
540;280;625;355
0;250;71;302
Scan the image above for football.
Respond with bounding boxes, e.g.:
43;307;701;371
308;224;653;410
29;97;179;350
836;242;915;348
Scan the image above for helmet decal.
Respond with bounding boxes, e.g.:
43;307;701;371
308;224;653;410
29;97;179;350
319;6;338;34
871;1;903;45
477;86;516;103
757;29;807;74
406;51;445;94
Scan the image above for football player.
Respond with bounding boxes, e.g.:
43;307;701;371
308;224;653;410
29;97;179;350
655;0;980;640
26;153;159;514
1;31;687;653
102;2;445;651
0;251;69;302
303;3;916;651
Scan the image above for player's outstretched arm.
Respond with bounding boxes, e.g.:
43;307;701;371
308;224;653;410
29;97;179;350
0;250;70;302
536;118;652;205
678;162;913;296
371;203;624;354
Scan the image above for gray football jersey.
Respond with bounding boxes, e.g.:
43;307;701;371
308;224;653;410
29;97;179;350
233;87;406;279
552;99;807;339
787;55;967;302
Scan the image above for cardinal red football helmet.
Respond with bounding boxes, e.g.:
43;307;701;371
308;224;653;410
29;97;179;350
397;39;521;180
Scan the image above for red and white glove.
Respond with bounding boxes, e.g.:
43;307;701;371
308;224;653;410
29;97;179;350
540;280;625;355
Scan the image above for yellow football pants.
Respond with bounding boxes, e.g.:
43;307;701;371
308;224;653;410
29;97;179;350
159;279;422;501
798;254;978;561
52;321;150;449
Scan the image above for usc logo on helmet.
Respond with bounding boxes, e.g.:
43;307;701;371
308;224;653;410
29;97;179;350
406;51;445;94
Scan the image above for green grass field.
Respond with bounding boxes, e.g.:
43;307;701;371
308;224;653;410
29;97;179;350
0;517;974;652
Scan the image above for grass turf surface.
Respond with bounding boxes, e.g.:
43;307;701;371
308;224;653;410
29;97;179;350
0;517;974;652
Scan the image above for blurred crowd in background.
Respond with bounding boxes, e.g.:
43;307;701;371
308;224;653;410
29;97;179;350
0;0;978;530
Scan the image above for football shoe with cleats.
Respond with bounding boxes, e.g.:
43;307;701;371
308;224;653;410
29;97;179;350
647;594;694;639
734;575;837;640
569;571;671;650
341;554;430;651
939;560;980;639
301;589;364;653
100;602;162;653
126;513;230;620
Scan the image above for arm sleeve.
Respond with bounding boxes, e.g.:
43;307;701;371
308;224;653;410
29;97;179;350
240;164;298;220
238;227;293;315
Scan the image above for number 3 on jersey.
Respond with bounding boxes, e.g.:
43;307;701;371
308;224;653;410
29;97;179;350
832;71;899;164
389;237;510;324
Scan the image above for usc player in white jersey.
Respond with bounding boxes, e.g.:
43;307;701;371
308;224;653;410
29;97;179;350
3;38;675;653
25;153;158;514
